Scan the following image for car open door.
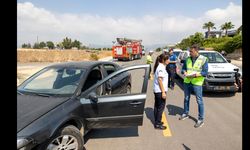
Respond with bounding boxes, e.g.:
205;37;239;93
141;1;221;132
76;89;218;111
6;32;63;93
79;64;150;129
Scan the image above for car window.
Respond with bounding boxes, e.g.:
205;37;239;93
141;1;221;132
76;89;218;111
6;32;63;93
173;51;181;57
183;52;189;59
18;68;85;95
180;52;184;59
199;52;226;63
82;66;103;95
95;68;145;97
103;64;116;75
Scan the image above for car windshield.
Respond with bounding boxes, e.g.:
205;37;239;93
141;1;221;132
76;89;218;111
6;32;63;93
199;52;227;63
18;67;86;96
173;51;181;57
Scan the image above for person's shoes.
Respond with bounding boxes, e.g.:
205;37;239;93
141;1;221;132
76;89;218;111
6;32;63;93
194;120;204;128
179;114;189;120
154;124;167;130
155;121;164;125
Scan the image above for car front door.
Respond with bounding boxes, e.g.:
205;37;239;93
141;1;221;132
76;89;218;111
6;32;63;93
79;64;150;129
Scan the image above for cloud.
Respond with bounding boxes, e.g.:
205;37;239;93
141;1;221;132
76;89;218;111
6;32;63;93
17;2;242;47
204;2;242;28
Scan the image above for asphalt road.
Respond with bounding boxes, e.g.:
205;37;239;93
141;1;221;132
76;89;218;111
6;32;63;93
17;54;242;150
84;53;242;150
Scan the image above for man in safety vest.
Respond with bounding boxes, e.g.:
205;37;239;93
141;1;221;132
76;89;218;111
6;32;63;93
146;50;154;77
179;44;208;128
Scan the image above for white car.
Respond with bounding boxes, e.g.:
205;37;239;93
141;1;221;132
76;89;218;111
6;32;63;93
173;48;182;58
176;50;241;92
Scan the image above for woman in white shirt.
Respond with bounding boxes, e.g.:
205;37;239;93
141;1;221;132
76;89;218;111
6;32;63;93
153;53;170;130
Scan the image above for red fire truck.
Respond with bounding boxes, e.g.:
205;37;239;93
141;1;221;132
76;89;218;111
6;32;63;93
112;38;143;61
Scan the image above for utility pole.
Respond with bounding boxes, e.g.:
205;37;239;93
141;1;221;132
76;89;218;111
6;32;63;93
37;36;38;43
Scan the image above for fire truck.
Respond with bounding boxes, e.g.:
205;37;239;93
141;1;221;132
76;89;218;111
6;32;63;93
112;38;143;61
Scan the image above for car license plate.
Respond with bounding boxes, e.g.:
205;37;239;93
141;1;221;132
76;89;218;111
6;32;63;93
214;86;230;90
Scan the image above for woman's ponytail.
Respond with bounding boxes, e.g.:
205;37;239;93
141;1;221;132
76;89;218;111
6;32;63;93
153;56;160;73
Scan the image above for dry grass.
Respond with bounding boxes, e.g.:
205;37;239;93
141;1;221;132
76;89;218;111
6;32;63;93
17;49;112;63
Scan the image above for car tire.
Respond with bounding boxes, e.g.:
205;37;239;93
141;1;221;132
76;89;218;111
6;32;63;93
37;125;84;150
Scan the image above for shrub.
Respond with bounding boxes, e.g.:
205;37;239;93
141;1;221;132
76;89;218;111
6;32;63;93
89;53;99;60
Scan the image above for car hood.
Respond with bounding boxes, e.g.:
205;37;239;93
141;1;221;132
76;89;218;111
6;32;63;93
17;94;70;132
208;63;239;73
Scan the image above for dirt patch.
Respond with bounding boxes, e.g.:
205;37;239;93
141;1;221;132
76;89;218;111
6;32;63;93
17;49;112;63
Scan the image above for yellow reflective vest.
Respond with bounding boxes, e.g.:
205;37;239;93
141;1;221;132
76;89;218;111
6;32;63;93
146;55;153;64
184;55;207;86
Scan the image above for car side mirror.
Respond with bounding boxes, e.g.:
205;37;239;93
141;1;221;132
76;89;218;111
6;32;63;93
234;68;239;72
227;59;231;63
180;60;185;63
88;92;98;103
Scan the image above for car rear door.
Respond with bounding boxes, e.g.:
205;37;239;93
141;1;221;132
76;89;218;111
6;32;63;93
79;64;150;129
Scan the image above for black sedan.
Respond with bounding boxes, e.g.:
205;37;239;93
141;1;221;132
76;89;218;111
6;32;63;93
17;61;150;150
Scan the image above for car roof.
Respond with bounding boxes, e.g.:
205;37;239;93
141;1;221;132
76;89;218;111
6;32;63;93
46;61;116;69
182;50;217;53
173;49;182;51
199;50;217;53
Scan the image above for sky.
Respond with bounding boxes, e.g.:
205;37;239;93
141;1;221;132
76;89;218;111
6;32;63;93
17;0;242;49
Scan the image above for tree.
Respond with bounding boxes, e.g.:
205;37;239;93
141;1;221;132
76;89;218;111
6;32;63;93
21;43;31;48
46;41;55;49
190;32;205;46
221;22;235;36
39;42;46;48
202;21;216;38
62;37;72;49
21;43;28;48
155;47;161;52
71;40;82;49
33;43;40;49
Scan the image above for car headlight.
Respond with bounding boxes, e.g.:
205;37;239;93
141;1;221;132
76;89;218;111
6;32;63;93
17;138;31;150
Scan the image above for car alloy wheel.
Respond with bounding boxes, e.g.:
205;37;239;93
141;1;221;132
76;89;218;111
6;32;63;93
47;135;78;150
41;125;84;150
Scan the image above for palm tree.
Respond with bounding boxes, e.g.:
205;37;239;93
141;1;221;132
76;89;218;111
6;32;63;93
220;22;235;36
203;21;216;38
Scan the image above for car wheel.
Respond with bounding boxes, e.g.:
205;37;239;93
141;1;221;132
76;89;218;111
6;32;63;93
38;125;84;150
126;84;131;94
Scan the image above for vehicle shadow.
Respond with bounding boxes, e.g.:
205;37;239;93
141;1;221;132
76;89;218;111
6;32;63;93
84;127;139;144
166;104;197;122
144;107;155;126
175;77;236;98
203;92;236;98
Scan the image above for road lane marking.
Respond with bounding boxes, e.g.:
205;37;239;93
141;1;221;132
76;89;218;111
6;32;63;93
162;112;172;137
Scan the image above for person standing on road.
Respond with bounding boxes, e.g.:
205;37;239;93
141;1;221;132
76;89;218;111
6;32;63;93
166;48;177;90
153;53;170;130
179;44;208;128
146;50;154;78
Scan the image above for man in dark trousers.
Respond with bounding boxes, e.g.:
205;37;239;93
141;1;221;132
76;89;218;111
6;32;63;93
179;44;208;128
166;48;177;90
